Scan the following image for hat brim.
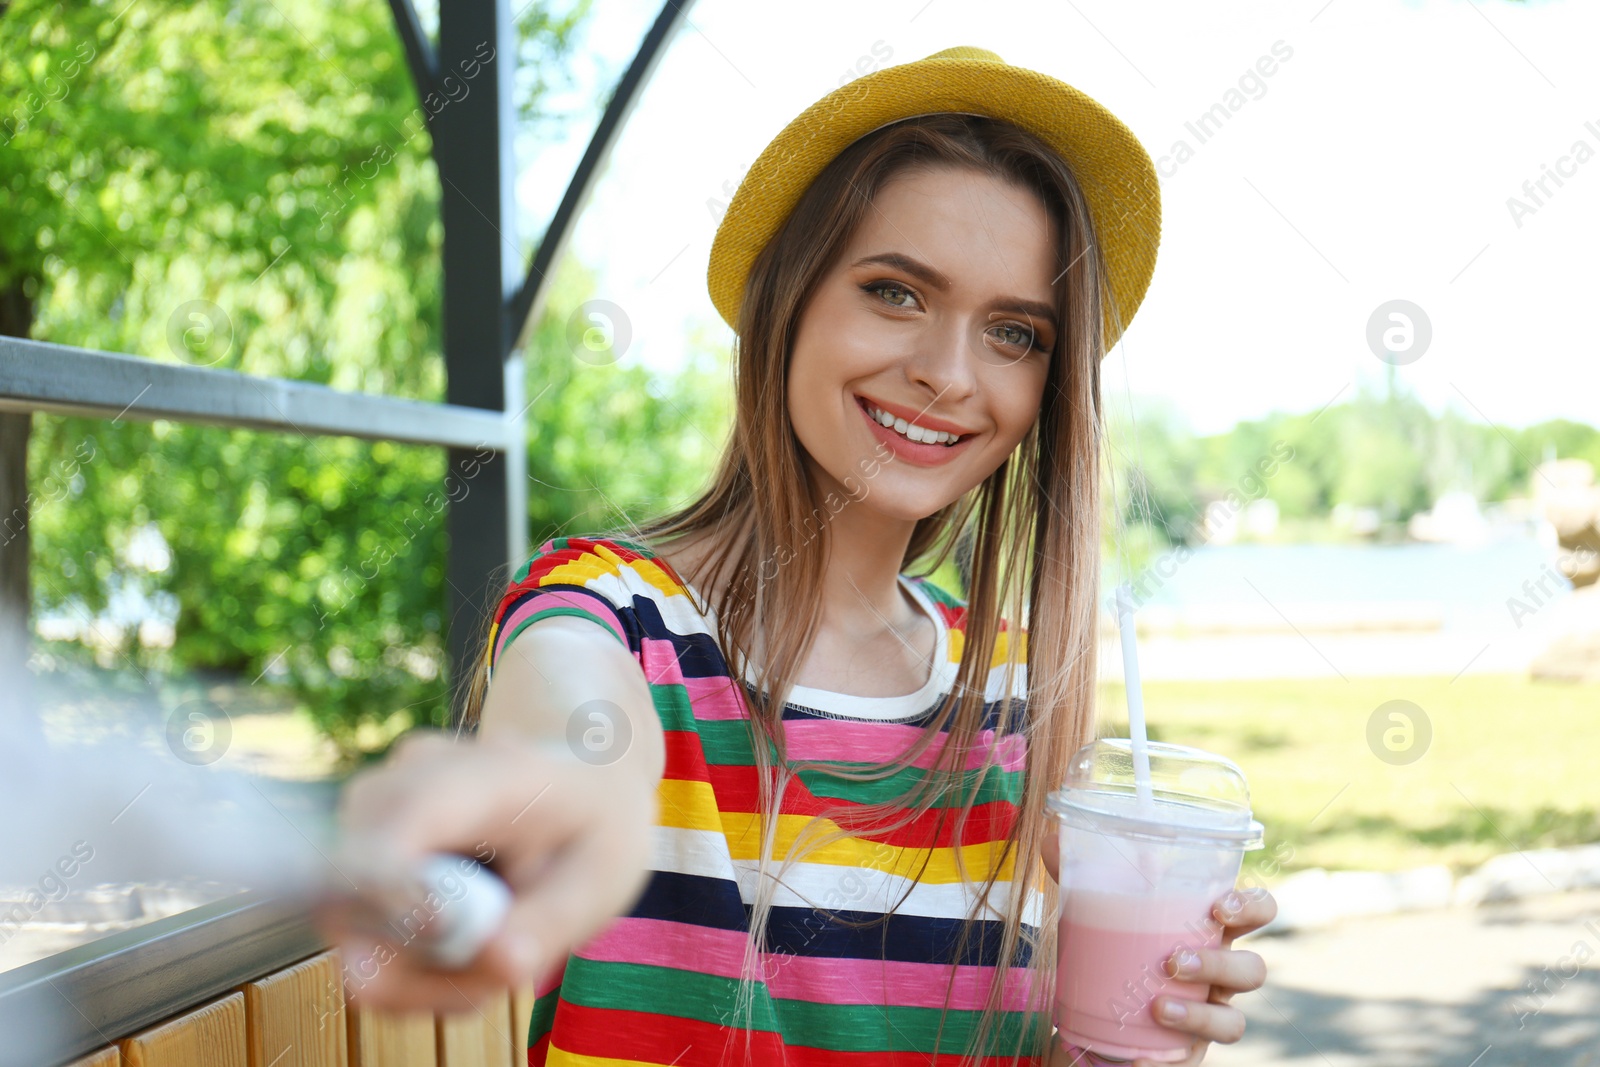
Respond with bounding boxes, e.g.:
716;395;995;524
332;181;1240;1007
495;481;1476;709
707;56;1161;354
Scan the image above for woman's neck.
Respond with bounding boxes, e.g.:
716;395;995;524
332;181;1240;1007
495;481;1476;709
653;509;924;644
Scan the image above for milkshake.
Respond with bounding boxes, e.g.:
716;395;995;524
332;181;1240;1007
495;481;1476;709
1046;739;1265;1063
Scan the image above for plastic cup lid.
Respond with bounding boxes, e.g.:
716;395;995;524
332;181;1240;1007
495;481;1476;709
1045;738;1266;850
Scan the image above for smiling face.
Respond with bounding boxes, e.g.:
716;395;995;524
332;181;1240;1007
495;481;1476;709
786;164;1060;522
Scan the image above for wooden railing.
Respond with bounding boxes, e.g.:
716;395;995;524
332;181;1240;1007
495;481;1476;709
65;950;534;1067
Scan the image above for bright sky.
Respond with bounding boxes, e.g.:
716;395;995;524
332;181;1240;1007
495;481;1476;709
513;0;1599;436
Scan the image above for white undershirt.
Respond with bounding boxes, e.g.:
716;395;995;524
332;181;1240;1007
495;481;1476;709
734;575;958;723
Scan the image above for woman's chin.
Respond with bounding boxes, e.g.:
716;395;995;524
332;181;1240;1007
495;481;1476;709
847;487;963;524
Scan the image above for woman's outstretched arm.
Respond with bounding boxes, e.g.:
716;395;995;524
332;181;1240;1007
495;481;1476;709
318;614;665;1012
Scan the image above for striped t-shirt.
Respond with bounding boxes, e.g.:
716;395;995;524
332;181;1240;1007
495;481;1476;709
486;535;1054;1065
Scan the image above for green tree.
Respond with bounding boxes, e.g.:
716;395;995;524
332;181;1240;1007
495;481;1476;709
1098;378;1599;550
1105;397;1201;546
522;261;734;549
1;0;738;759
1325;381;1432;521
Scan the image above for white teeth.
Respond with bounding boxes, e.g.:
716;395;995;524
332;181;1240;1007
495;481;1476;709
863;402;961;446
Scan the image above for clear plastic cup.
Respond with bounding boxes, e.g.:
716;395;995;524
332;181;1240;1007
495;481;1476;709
1045;739;1265;1063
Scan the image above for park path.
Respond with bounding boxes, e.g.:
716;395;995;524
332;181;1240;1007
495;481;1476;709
1208;888;1600;1066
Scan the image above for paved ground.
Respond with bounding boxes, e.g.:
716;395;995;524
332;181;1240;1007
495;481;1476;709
1210;889;1600;1067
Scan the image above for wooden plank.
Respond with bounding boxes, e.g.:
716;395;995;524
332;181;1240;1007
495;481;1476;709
510;986;535;1065
347;1004;438;1067
121;992;248;1067
435;993;513;1067
66;1049;119;1067
240;950;348;1067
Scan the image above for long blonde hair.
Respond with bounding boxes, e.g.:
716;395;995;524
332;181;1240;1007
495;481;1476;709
466;112;1125;1063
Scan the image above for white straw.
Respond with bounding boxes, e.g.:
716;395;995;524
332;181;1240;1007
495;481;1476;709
1114;582;1155;812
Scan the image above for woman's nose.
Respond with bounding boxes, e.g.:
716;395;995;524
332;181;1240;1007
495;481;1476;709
906;320;982;400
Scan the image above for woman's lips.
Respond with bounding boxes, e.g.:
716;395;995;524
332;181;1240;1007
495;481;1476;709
855;395;979;467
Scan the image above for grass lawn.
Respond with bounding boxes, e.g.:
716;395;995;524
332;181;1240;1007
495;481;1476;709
1094;673;1600;885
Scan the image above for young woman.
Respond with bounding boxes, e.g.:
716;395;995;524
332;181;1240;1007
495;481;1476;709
328;46;1276;1066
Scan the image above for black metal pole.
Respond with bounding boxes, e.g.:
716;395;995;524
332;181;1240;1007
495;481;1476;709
435;0;522;723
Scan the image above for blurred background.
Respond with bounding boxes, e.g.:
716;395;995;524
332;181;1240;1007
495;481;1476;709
1;0;1596;1064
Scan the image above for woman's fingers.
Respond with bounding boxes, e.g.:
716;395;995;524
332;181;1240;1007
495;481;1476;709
332;876;556;1017
338;806;647;1012
1150;993;1248;1044
1212;886;1277;941
495;819;653;983
1163;945;1267;995
322;735;658;1015
1130;893;1271;1061
1042;827;1060;883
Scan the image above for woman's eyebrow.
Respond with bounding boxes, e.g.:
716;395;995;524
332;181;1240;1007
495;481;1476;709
850;251;1059;331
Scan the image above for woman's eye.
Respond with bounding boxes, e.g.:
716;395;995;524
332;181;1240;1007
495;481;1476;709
861;284;1044;355
864;281;918;309
992;323;1039;351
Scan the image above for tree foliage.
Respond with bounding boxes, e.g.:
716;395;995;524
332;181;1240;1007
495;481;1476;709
1106;374;1599;551
3;0;728;758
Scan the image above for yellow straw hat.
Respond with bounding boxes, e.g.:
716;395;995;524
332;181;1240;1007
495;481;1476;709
706;45;1161;353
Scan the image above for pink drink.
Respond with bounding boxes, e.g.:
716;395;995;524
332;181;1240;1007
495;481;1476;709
1046;740;1264;1064
1056;886;1223;1062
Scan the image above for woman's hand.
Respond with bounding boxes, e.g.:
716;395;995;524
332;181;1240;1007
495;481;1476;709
1125;885;1275;1066
1042;831;1277;1066
316;729;658;1014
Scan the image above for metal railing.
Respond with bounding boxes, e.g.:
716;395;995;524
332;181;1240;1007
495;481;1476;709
0;335;517;450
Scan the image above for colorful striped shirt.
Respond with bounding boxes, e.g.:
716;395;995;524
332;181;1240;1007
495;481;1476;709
487;535;1055;1065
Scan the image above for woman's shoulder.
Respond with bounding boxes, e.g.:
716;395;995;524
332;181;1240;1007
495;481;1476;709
510;532;711;627
515;533;672;590
518;532;657;566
